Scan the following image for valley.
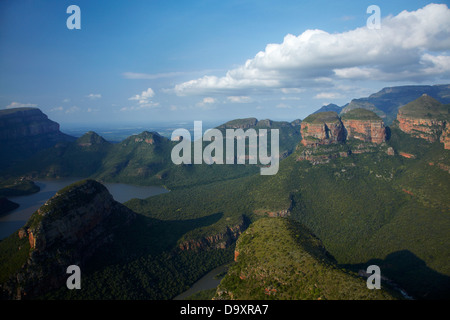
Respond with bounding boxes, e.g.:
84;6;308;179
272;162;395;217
0;85;449;300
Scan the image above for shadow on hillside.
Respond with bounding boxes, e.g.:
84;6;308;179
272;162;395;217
340;250;450;300
86;212;225;271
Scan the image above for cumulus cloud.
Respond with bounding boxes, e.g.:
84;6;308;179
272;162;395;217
5;102;37;109
129;88;155;104
174;4;450;96
127;88;158;109
195;97;217;110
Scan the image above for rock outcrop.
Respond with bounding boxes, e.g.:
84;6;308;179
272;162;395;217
341;109;386;144
397;95;448;145
1;179;136;299
300;111;345;147
178;216;247;251
0;108;75;167
440;124;450;150
301;109;386;146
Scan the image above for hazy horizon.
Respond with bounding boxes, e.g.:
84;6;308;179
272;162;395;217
1;1;450;125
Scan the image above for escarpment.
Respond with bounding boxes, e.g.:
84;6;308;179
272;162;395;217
396;94;449;147
1;179;136;299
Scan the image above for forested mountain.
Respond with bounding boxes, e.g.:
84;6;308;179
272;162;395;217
0;89;449;300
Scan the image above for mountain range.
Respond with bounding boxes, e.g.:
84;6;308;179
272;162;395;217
0;84;449;300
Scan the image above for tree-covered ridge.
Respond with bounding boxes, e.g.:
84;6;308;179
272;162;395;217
340;108;382;121
398;94;449;120
215;217;396;300
302;111;340;124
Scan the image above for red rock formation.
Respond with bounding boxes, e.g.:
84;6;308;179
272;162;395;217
300;121;345;146
342;119;386;144
397;114;445;143
399;152;415;159
440;123;450;150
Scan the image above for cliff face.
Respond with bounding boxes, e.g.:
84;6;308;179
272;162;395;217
396;95;448;146
397;116;445;143
300;112;345;147
0;108;75;167
0;108;62;141
342;119;386;144
301;109;386;146
440;124;450;150
2;179;136;299
178;217;247;251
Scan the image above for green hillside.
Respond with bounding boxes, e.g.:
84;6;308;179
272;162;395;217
398;94;449;120
341;108;382;121
302;111;340;124
215;218;396;300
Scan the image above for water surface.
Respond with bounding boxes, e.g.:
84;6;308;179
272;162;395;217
0;178;168;240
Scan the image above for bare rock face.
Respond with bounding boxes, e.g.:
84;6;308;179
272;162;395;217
340;108;386;144
440;123;450;150
178;216;247;251
3;179;136;299
0;108;60;140
300;112;345;147
397;116;446;143
396;94;449;145
342;119;386;144
0;108;75;167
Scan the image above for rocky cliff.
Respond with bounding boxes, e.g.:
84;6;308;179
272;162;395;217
440;123;450;150
341;109;386;144
301;110;386;146
300;111;345;147
396;95;449;146
0;179;136;299
178;216;248;251
0;108;75;167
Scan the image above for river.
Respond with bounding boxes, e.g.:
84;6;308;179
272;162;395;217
0;178;169;240
173;264;230;300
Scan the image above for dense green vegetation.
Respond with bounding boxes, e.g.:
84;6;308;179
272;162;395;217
2;118;301;190
398;95;449;120
0;178;40;197
302;111;340;124
216;217;396;300
341;108;382;121
1;96;449;300
340;84;450;124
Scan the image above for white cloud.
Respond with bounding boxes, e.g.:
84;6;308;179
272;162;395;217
173;4;450;95
87;93;102;100
314;92;344;100
5;102;37;109
129;88;155;105
195;97;217;110
227;96;251;103
50;106;64;112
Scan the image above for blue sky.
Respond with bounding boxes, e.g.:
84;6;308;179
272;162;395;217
1;0;449;127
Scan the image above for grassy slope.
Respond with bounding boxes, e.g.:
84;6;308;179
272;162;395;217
216;217;396;300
